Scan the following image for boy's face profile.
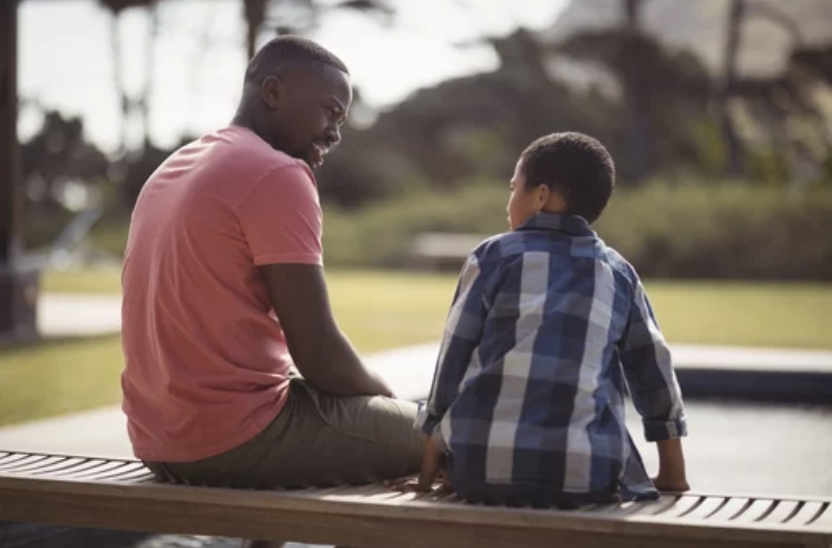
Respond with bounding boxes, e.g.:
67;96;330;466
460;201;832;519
507;157;547;231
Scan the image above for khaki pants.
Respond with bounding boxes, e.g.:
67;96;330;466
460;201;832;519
144;377;424;488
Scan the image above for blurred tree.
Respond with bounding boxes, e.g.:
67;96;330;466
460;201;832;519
242;0;393;59
730;43;832;188
717;0;810;179
97;0;160;154
20;110;110;213
315;28;624;207
555;27;712;182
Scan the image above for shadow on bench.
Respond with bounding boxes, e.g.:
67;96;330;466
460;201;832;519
0;450;830;548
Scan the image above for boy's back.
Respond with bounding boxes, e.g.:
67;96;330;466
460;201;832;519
413;132;688;506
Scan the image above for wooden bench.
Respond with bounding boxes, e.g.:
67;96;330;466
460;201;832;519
0;450;830;548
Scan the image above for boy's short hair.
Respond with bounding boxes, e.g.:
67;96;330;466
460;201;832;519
521;132;615;224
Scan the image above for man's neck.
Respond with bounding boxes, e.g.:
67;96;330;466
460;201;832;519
230;109;275;151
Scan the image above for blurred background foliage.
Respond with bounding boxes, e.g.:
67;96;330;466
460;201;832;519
20;0;832;280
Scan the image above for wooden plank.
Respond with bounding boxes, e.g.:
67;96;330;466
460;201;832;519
1;475;830;546
1;452;831;546
0;481;816;548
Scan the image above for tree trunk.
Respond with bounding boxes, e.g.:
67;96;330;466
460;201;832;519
109;10;128;154
718;0;746;177
140;1;160;149
622;0;650;182
244;0;268;60
623;0;644;29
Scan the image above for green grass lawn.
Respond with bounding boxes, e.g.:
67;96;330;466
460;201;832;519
1;268;830;427
40;267;832;351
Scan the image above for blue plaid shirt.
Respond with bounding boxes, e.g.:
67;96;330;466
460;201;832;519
416;212;687;503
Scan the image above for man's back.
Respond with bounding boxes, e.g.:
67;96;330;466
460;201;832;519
121;126;322;463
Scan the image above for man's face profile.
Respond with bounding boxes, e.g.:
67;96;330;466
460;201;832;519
262;64;352;169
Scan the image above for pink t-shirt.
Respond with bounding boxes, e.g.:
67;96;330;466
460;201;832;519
120;125;322;463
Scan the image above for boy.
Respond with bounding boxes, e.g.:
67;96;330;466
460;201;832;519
409;132;689;507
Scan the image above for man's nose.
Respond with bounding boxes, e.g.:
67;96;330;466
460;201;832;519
325;125;341;145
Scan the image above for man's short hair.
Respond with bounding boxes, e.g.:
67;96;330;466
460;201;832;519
521;132;615;224
245;35;349;85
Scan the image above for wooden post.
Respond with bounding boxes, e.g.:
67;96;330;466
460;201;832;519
0;0;40;344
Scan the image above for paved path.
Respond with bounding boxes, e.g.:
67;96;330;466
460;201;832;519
36;292;832;371
39;293;123;338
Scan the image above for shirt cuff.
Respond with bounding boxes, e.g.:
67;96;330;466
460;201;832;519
643;416;688;442
414;402;442;435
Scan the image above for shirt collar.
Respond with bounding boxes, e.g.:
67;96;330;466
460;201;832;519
515;212;594;237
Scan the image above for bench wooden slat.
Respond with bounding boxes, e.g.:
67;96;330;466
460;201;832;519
10;456;85;475
811;503;832;528
681;496;729;519
1;450;830;548
69;460;138;480
792;502;830;526
0;453;44;470
0;454;67;474
662;495;707;517
732;499;782;524
710;497;754;521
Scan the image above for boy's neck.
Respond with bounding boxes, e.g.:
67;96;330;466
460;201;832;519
540;192;568;216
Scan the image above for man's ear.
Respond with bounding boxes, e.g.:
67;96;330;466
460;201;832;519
261;76;282;109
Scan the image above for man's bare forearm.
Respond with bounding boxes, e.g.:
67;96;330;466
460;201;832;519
299;327;393;397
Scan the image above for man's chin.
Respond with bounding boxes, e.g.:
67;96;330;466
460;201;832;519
299;155;322;171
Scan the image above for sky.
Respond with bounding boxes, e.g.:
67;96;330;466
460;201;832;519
18;0;570;154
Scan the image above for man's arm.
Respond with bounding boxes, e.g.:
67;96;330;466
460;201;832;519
618;278;689;491
260;263;393;398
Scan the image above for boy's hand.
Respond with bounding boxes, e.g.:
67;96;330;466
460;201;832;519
652;473;690;493
653;438;690;492
386;434;452;495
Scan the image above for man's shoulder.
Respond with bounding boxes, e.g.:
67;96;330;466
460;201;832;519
168;127;314;204
208;126;310;175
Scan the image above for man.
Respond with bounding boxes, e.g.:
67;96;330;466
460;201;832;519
120;37;423;545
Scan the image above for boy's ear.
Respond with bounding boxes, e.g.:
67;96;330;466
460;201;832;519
535;184;550;212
